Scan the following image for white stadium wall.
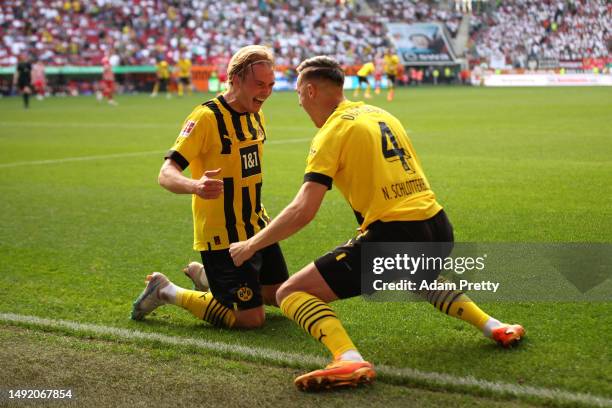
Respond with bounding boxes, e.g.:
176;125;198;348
483;73;612;87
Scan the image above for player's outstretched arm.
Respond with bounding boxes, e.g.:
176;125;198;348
229;181;327;266
158;159;223;199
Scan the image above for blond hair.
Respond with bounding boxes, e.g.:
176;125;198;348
227;45;274;86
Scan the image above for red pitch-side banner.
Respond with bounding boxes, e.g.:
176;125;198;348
582;57;609;70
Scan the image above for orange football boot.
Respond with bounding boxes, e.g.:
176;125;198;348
294;360;375;391
492;324;525;348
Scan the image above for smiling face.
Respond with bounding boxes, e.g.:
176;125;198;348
233;62;275;113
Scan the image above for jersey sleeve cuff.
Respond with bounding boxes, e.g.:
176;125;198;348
304;172;333;190
164;150;189;170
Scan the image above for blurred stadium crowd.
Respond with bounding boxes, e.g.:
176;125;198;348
1;0;610;68
473;0;610;66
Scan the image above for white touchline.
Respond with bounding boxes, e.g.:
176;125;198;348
0;313;610;407
0;138;311;169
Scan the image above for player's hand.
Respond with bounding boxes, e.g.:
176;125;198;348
193;168;223;199
229;240;254;267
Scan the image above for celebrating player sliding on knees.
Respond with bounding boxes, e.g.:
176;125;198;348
230;56;524;391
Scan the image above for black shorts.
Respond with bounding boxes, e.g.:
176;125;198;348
387;74;396;85
358;76;369;85
158;78;168;92
315;210;453;299
200;243;288;311
180;77;190;85
18;81;31;92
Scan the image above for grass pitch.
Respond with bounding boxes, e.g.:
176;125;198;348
0;86;611;407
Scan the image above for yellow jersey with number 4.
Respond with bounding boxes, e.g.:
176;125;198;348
304;100;442;230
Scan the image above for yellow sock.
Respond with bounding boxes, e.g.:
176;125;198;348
423;280;490;330
280;291;356;359
176;289;236;328
178;82;184;96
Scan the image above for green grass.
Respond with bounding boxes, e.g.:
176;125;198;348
0;87;611;407
0;326;535;408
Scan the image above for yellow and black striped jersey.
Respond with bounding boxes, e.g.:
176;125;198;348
157;61;170;79
304;100;442;231
165;95;269;251
177;58;192;78
357;62;375;77
383;54;400;75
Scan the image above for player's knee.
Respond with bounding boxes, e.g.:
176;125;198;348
235;318;265;329
234;308;265;329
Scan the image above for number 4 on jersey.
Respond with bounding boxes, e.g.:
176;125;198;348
379;122;411;172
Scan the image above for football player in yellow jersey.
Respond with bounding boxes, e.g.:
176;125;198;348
176;53;193;97
132;45;289;330
353;60;374;99
151;59;171;98
230;56;524;390
383;48;400;101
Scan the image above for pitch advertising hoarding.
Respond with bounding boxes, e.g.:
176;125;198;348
387;22;456;65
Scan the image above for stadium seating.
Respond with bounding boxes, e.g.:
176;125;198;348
0;0;609;67
472;0;610;66
366;0;464;36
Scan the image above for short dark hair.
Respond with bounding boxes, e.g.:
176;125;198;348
296;56;345;87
